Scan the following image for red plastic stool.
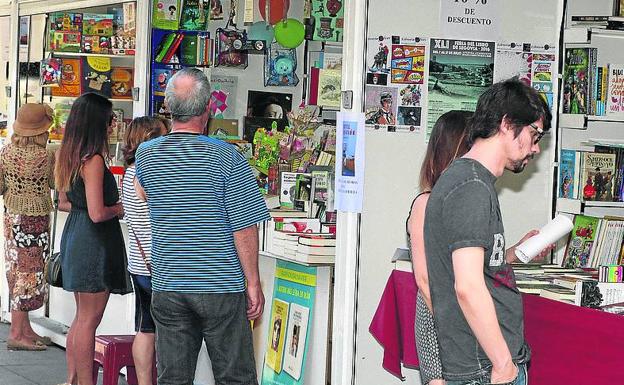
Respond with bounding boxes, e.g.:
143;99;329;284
92;335;157;385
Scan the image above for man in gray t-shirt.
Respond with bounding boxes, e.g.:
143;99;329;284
424;79;552;385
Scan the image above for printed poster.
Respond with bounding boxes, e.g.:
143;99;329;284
494;49;531;84
261;261;317;385
365;36;427;131
335;111;364;213
427;38;494;140
210;74;238;119
531;53;556;110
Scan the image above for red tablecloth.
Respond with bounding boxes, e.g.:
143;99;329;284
369;270;419;379
370;269;624;384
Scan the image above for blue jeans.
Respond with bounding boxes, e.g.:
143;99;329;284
446;364;527;385
151;291;257;385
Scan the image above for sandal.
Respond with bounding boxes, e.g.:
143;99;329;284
7;339;47;351
34;335;53;346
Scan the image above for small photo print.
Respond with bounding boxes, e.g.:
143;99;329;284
364;85;398;125
366;72;388;86
398;84;422;107
247;90;293;119
40;58;62;87
397;106;421;126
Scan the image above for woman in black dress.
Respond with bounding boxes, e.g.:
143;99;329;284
55;93;131;385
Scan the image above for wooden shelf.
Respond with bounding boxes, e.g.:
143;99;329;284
49;52;135;58
583;201;624;208
48;95;134;103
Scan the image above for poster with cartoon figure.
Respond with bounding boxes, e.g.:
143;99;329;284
265;43;299;87
365;86;398;125
366;36;391;74
391;44;425;84
365;36;427;132
309;0;344;42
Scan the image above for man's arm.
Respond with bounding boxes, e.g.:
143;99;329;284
233;224;265;320
453;247;518;384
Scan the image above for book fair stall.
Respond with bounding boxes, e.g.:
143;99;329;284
0;0;623;384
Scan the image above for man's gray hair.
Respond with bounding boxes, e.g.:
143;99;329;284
164;67;211;123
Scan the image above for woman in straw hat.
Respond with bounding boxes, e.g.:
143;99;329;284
0;103;56;351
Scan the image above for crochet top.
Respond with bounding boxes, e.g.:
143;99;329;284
0;144;55;216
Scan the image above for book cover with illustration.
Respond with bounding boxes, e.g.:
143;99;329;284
152;0;181;30
563;215;601;268
82;57;112;97
39;58;62;87
308;0;344;42
152;67;175;97
265;298;289;374
49;12;83;32
49;31;82;53
562;48;590;114
52;58;82;97
111;67;134;99
581;152;616;201
82;13;114;36
607;64;624;117
50;104;72;141
283;303;310;381
559;149;577;199
180;0;209;31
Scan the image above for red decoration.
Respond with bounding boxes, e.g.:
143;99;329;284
259;0;290;25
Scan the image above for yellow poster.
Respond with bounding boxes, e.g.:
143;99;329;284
265;298;289;374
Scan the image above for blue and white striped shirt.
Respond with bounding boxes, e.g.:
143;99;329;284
135;133;270;293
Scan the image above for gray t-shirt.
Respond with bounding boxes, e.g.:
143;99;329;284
424;158;530;381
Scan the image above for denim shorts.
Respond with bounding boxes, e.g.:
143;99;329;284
130;274;155;333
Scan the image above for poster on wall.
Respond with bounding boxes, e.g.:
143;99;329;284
426;38;494;140
494;49;532;84
365;36;427;132
209;74;238;119
439;0;501;41
494;47;556;111
335;111;364;213
261;261;317;385
309;0;344;42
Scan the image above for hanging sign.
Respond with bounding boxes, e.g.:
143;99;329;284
335;111;365;213
439;0;501;41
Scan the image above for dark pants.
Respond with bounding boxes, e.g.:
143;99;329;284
151;291;257;385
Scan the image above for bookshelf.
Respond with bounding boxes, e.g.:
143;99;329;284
555;0;624;266
40;2;138;158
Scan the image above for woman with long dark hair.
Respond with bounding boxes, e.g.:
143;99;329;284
55;93;131;385
407;110;471;385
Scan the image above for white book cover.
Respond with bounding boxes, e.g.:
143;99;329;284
283;303;310;381
575;281;624;307
606;64;624;117
280;172;300;208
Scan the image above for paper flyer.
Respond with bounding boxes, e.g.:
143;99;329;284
426;38;494;140
335;111;365;213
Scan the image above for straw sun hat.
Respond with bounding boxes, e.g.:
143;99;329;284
13;103;53;137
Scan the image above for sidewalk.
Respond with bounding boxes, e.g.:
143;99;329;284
0;322;129;385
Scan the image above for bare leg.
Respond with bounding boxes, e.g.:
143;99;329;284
430;379;445;385
72;291;110;385
132;332;155;385
8;310;28;343
65;293;80;385
22;312;45;341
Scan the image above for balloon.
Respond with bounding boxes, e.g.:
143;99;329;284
274;18;305;49
248;21;274;45
259;0;290;25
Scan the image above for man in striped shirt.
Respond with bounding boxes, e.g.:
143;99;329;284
135;67;270;385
